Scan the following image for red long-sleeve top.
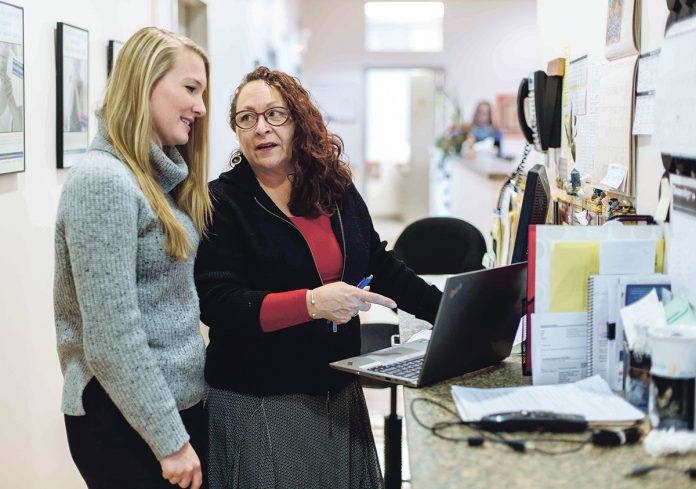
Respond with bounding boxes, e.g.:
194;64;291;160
259;214;343;333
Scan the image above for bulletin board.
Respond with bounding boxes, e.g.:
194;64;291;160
559;0;640;198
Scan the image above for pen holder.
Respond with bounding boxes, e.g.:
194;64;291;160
622;337;651;413
647;326;696;431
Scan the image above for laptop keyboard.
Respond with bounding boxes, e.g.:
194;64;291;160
367;356;424;380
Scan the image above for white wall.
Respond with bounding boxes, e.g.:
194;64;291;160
536;0;670;214
0;1;299;487
0;4;157;487
298;0;540;229
207;0;300;181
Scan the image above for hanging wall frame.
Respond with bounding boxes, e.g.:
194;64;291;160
56;22;89;169
0;1;24;176
107;39;123;76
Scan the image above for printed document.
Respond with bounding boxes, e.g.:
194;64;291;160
451;375;644;425
531;312;587;385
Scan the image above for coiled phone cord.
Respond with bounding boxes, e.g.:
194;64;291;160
495;142;532;212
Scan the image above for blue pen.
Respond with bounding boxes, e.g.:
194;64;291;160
357;275;373;289
329;275;374;333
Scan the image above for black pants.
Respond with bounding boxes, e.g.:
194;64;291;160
65;378;207;489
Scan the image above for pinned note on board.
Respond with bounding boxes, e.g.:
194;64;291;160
600;163;627;190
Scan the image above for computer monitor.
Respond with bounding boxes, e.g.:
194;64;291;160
511;164;550;264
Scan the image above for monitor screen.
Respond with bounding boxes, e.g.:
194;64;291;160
511;164;550;264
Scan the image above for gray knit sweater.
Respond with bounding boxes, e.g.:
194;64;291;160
54;127;205;460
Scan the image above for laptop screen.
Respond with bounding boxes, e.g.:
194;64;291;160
419;262;527;386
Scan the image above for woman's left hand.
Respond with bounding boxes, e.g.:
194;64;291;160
307;282;397;324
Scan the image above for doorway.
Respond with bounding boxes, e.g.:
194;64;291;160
364;68;445;223
177;0;208;49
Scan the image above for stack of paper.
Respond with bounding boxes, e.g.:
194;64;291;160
451;375;644;425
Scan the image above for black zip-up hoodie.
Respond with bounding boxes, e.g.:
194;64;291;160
194;159;442;395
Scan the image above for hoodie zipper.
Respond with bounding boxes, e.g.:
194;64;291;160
331;206;347;333
335;205;347;285
255;197;347;419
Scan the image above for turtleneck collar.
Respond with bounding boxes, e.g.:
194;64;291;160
90;118;189;193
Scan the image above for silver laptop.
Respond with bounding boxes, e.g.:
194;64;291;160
330;262;527;388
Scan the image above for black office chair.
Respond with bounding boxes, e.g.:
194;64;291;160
361;216;486;489
392;216;487;274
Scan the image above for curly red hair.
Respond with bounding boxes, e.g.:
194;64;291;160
230;66;353;217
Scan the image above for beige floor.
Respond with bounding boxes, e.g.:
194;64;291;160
361;217;412;488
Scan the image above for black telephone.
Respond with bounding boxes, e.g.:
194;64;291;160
516;70;563;153
492;66;563;266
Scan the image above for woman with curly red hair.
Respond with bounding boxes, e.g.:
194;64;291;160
195;66;441;488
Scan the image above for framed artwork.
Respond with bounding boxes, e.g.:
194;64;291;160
107;39;123;76
0;1;24;176
496;94;521;137
605;0;623;45
56;22;89;169
604;0;638;60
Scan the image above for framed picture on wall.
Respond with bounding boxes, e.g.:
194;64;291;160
604;0;638;60
56;22;89;169
0;1;24;176
496;94;521;137
107;39;123;76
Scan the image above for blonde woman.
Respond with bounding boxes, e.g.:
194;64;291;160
54;27;211;489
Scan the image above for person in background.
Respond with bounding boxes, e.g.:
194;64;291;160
194;66;442;488
54;27;211;489
468;100;503;156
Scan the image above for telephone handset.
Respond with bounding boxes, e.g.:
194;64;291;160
493;64;563;266
516;70;563;153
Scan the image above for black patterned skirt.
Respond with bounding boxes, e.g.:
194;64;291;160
206;379;384;489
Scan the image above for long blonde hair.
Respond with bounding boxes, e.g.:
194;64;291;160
100;27;212;261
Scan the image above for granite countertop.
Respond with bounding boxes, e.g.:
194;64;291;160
398;312;696;489
403;357;696;489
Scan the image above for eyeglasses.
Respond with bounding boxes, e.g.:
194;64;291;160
233;107;291;130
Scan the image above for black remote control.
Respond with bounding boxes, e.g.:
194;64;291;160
477;411;588;432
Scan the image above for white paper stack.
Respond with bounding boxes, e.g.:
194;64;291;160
451;375;644;425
